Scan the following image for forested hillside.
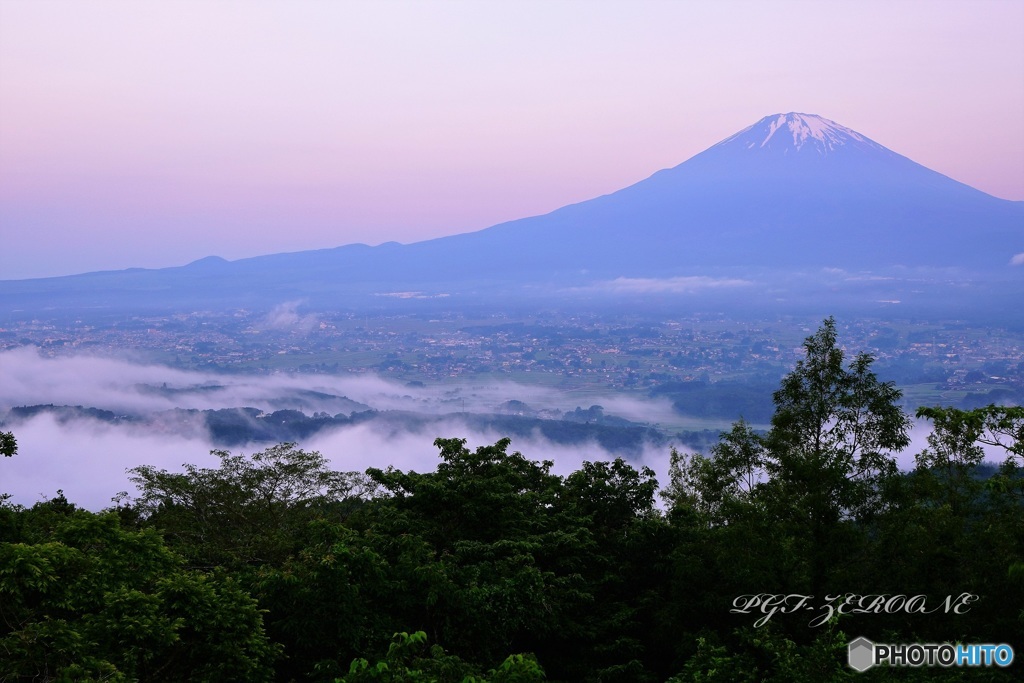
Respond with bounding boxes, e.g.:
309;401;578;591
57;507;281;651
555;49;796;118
2;320;1022;681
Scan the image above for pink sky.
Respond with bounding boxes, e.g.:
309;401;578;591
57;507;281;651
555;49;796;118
1;0;1022;280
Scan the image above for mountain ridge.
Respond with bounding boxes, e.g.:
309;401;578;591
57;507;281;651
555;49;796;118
2;113;1021;313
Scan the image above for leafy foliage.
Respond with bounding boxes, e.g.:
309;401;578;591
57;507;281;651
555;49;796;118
0;502;277;681
1;430;15;457
335;631;545;683
125;443;375;568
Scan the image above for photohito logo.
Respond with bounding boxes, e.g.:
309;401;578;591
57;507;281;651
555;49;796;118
848;637;1014;671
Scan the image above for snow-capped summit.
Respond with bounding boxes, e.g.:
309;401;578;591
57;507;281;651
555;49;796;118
713;112;890;156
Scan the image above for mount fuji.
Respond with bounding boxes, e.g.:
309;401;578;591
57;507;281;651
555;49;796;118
413;111;1020;276
3;113;1022;313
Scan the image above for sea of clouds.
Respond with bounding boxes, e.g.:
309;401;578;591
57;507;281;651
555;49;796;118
3;346;1000;511
0;347;676;509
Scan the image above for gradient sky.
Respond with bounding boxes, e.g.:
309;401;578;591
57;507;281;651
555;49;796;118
1;0;1022;280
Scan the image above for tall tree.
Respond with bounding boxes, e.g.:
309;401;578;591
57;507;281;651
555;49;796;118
665;319;911;603
767;319;909;520
763;318;910;594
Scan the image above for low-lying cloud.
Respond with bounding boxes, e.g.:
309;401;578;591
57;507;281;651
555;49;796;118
2;411;674;511
0;346;678;421
583;276;753;295
259;301;319;332
3;348;1007;512
0;347;680;509
7;411;1003;513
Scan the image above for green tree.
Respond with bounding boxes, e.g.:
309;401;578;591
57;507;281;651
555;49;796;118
663;318;912;661
336;631;545;683
916;404;1023;462
250;519;401;682
766;318;909;524
761;318;909;595
561;459;670;682
126;443;375;568
663;420;766;524
0;503;278;681
663;429;795;652
363;438;584;666
563;458;659;534
913;405;989;516
667;319;911;533
360;438;669;680
880;404;1024;644
668;623;851;683
1;430;15;458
